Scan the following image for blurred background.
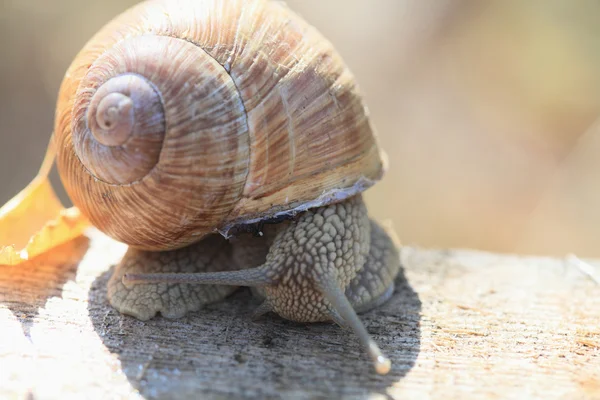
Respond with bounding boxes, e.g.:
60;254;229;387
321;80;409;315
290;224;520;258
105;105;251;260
1;0;600;257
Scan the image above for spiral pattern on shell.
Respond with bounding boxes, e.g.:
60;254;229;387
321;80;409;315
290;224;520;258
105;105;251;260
76;73;164;184
54;0;384;250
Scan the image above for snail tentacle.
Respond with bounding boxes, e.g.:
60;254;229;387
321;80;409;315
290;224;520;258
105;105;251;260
316;270;392;375
122;265;277;287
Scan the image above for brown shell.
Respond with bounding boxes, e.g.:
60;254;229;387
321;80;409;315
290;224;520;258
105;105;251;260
54;0;385;251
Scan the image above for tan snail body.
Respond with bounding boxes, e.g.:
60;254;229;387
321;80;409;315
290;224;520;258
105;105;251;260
55;0;384;251
54;0;399;375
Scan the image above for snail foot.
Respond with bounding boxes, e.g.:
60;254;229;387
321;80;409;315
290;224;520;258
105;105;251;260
108;234;237;321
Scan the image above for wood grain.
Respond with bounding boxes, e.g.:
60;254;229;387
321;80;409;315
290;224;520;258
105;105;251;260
0;229;598;399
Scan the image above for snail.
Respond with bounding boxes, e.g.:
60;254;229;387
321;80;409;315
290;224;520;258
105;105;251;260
53;0;401;374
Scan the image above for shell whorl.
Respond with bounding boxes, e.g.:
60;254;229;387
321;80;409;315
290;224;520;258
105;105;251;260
57;32;250;249
75;73;165;184
54;0;384;250
91;90;135;146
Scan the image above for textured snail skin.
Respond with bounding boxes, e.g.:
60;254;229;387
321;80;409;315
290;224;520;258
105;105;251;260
54;0;384;251
107;232;271;320
109;196;400;322
252;198;400;323
120;195;399;374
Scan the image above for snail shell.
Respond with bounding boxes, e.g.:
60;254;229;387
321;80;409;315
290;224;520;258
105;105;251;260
54;0;385;250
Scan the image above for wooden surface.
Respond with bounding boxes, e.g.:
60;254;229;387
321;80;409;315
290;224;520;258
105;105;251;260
1;229;598;400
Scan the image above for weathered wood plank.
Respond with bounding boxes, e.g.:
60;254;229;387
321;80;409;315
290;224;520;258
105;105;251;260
1;229;598;399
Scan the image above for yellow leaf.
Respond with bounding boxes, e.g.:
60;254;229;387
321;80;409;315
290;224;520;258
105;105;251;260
0;136;90;265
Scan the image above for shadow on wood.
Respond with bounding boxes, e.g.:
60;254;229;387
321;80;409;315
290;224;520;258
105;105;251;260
0;236;90;338
3;229;598;398
87;261;421;399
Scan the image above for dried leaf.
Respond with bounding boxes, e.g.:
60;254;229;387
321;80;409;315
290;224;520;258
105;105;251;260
0;136;90;265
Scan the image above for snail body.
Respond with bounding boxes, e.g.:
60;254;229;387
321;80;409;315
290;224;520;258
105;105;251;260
55;0;399;375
